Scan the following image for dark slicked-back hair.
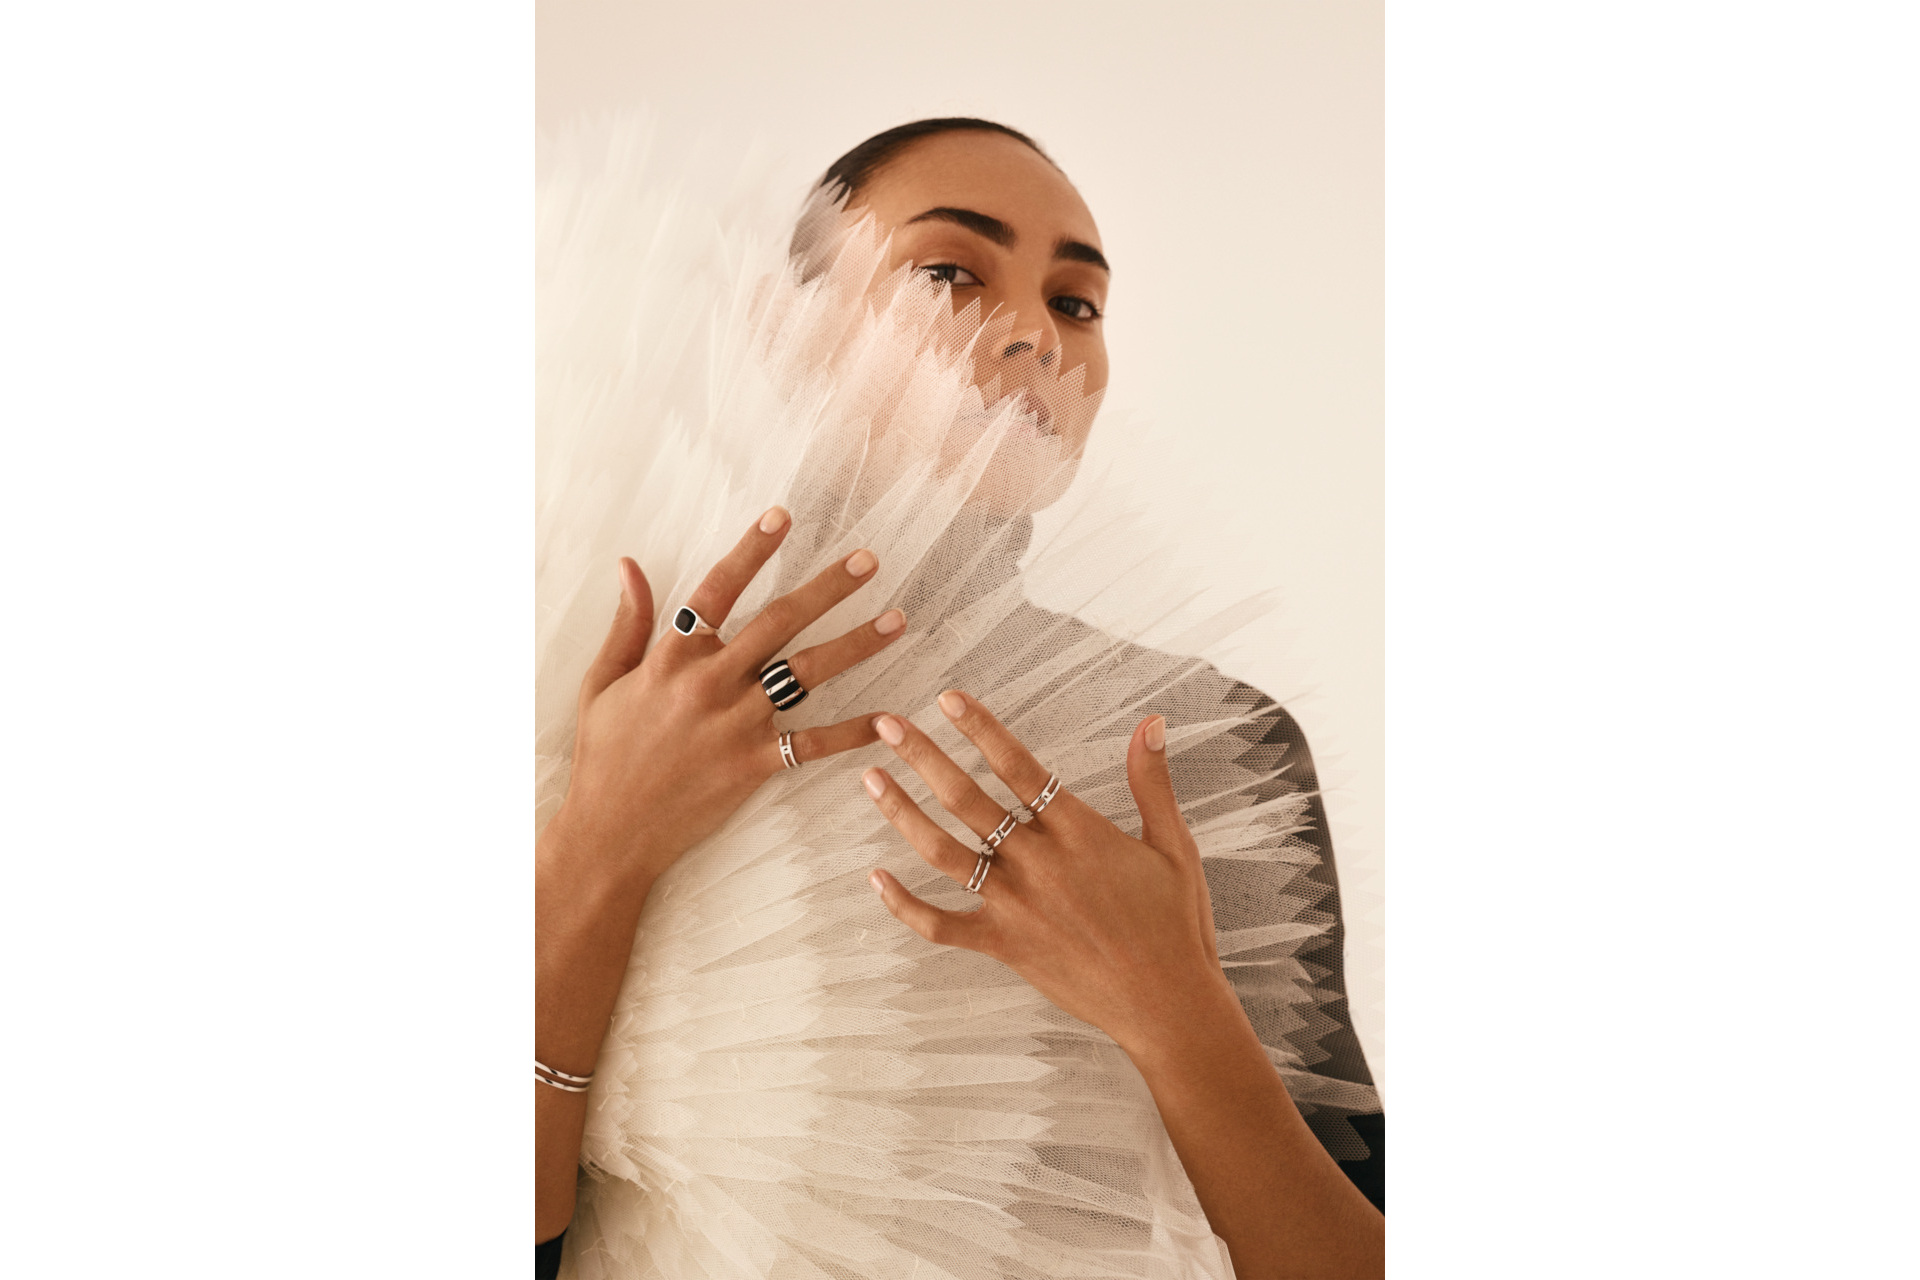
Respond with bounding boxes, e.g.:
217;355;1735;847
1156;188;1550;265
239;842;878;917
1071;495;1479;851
790;118;1058;278
816;117;1056;199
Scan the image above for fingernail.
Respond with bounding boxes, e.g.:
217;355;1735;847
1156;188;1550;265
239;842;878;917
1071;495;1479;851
875;609;905;636
760;506;789;533
1144;715;1166;752
863;768;887;797
616;560;631;605
938;691;965;720
869;870;884;893
846;548;877;577
874;715;904;746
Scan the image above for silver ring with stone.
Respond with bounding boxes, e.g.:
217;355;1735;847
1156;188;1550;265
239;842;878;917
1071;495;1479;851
671;605;716;637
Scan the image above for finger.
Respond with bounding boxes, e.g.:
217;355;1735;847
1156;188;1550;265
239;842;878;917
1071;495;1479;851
872;713;1018;843
674;505;792;644
869;868;990;952
933;690;1058;817
727;547;879;674
765;712;885;771
1127;715;1197;860
787;608;906;690
580;558;654;704
861;766;980;887
1128;714;1218;966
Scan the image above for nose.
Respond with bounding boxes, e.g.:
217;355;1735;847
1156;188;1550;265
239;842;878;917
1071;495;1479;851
1000;343;1058;370
1000;322;1061;367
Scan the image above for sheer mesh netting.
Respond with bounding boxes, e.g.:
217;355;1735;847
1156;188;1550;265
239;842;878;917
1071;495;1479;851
537;117;1379;1280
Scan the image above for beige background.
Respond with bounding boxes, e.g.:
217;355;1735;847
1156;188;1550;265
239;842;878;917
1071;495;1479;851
538;0;1385;1094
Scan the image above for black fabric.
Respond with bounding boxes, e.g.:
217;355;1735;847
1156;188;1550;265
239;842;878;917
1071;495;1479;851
1339;1111;1386;1212
535;1232;564;1280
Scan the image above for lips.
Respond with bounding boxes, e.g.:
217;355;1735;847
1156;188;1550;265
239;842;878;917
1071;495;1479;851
1007;387;1054;434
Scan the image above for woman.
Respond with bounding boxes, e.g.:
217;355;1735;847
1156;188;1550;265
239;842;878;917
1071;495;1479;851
537;118;1383;1279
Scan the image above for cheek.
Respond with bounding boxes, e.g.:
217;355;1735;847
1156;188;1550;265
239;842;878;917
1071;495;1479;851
1071;338;1109;396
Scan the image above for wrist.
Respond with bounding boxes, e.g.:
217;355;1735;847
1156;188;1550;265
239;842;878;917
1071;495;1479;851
1117;971;1260;1082
538;798;667;903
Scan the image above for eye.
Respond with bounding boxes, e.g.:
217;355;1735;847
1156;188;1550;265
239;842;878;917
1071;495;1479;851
918;263;981;287
1049;294;1102;322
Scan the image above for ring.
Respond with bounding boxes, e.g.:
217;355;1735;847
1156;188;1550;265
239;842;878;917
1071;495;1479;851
671;605;716;637
1013;774;1061;823
964;810;1017;896
966;850;993;893
778;730;800;770
759;659;808;710
980;811;1018;854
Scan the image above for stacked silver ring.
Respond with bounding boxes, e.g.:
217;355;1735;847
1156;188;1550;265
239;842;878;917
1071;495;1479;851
778;730;800;769
759;659;808;710
966;811;1021;894
1011;773;1062;824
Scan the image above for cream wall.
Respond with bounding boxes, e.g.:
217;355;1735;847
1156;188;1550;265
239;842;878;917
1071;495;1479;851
538;0;1385;1095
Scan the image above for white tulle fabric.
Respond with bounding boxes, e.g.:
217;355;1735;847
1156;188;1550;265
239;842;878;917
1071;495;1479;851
538;119;1378;1280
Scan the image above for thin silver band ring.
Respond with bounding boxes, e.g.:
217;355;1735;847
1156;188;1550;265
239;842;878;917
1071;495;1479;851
778;730;800;769
981;810;1018;853
1013;774;1062;823
966;851;993;893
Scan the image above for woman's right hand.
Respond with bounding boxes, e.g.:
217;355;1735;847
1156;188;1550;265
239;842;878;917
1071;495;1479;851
538;504;902;1241
544;504;905;888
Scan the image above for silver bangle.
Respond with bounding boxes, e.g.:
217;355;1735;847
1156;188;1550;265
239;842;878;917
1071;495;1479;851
536;1059;593;1093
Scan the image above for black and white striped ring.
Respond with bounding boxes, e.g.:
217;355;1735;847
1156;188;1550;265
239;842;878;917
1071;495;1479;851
759;659;808;711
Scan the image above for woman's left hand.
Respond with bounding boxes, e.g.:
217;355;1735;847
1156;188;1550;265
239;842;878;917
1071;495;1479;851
866;690;1385;1278
862;690;1232;1061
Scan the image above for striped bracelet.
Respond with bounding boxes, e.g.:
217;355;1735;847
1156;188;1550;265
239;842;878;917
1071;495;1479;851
535;1059;593;1093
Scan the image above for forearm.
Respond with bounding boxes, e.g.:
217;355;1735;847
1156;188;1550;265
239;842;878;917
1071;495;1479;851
1127;978;1384;1280
535;810;658;1242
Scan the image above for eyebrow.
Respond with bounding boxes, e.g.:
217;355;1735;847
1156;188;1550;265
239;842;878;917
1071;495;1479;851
1053;237;1111;274
906;206;1014;245
904;206;1112;274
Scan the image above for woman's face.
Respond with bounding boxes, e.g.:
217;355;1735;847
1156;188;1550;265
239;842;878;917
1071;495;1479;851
846;131;1110;459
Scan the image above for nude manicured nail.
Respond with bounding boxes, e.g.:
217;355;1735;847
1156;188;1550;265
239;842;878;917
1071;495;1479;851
875;609;905;636
938;691;965;719
1144;715;1166;752
873;715;904;746
863;768;887;797
759;506;789;533
845;548;877;577
869;870;884;893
